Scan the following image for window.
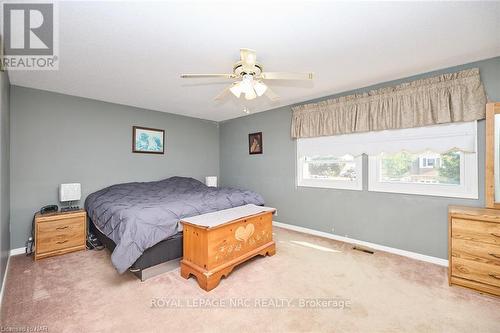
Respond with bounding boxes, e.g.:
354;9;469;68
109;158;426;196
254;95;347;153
303;155;357;181
296;136;363;190
382;151;458;184
298;154;362;190
296;121;477;198
368;122;478;199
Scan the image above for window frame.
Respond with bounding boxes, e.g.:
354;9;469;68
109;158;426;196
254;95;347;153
296;154;363;191
295;121;477;197
368;151;478;199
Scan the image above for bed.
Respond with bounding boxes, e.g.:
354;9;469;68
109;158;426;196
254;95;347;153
84;176;265;277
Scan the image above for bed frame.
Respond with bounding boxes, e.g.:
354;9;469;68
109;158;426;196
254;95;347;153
89;218;183;281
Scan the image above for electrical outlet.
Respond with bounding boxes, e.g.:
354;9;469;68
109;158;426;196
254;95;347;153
331;227;335;233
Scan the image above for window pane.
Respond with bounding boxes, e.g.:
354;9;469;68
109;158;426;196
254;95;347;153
303;155;357;181
380;151;461;185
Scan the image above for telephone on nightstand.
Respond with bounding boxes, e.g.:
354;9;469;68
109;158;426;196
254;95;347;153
26;204;60;255
40;205;58;214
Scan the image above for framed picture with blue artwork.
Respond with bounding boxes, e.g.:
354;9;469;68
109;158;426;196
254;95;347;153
132;126;165;154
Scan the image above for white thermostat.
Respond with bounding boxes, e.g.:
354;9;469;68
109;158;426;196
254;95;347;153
59;183;82;202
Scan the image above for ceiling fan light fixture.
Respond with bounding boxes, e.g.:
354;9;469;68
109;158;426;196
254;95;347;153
244;88;257;100
241;74;253;88
229;82;243;98
180;48;314;102
254;81;268;97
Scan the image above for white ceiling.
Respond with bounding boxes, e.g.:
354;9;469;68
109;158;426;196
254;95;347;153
8;1;500;122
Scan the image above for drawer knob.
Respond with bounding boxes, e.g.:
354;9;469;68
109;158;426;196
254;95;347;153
56;226;69;230
489;273;500;280
56;240;68;244
490;253;500;259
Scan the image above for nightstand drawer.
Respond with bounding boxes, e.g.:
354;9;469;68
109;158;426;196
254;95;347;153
452;218;500;245
37;218;85;253
451;239;500;266
452;257;500;287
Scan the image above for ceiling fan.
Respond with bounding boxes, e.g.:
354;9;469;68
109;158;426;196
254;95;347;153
180;48;313;101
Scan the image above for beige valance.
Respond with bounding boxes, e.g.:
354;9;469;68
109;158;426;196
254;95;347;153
291;68;487;138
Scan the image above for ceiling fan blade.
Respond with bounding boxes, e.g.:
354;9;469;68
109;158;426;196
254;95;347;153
214;85;232;101
264;87;280;101
260;72;314;80
180;73;236;79
240;48;257;69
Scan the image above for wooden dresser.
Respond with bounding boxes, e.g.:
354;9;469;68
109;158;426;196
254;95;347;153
448;206;500;296
35;210;87;260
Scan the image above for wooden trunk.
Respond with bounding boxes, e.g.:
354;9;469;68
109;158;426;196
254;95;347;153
180;210;275;291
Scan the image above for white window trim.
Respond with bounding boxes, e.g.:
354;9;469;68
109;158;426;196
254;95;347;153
297;155;363;191
368;152;478;199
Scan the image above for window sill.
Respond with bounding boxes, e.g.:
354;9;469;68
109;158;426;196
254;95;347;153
367;185;478;199
297;181;362;191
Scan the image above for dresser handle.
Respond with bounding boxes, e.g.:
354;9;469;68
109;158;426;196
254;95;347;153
489;274;500;280
490;253;500;259
56;226;69;230
56;240;68;244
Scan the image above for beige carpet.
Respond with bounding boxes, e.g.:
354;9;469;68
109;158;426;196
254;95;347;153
1;227;499;333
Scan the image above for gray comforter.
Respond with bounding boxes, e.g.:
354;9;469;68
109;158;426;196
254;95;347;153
85;177;264;273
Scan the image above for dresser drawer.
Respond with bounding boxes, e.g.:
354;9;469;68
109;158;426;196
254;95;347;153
36;216;86;254
451;257;500;287
451;238;500;266
452;218;500;246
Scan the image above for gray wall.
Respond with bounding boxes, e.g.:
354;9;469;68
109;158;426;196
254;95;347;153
220;56;500;260
0;71;10;286
10;87;220;248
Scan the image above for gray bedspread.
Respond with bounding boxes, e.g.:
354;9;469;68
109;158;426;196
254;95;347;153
85;177;264;273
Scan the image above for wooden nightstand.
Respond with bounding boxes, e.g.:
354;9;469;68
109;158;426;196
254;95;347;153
34;209;87;260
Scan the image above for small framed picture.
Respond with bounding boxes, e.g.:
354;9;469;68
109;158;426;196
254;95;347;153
132;126;165;154
248;132;263;155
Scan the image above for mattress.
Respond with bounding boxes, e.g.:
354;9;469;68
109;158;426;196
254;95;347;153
89;219;183;272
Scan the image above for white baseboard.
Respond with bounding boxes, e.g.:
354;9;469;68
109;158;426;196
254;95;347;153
273;221;449;267
0;254;11;307
9;247;26;256
1;247;26;306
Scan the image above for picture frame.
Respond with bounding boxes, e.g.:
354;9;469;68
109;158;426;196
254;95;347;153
248;132;263;155
132;126;165;154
